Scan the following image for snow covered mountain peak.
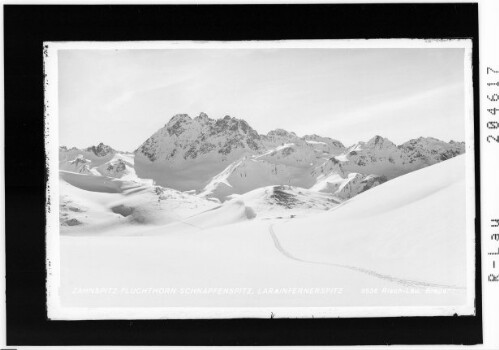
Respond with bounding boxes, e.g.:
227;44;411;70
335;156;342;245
341;135;465;180
133;113;268;190
398;137;465;162
169;113;191;122
267;128;298;138
85;142;115;157
136;113;265;163
400;136;464;150
365;135;397;150
164;114;195;137
261;128;302;149
302;134;346;156
59;145;79;152
194;111;212;123
303;134;345;148
131;112;465;195
211;115;259;140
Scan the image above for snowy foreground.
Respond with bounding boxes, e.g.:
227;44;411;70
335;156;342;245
58;155;469;313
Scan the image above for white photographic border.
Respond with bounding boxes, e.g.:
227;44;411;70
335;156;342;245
44;39;476;320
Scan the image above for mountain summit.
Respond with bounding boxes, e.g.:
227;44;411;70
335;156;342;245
129;112;465;197
134;113;267;190
85;142;115;157
136;113;264;163
60;113;466;201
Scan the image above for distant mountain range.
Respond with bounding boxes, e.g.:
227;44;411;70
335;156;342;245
60;112;465;201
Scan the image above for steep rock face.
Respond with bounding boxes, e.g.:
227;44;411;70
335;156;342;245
398;137;465;163
85;142;115;157
134;113;267;190
97;158;128;178
342;136;465;179
136;113;265;163
342;136;402;178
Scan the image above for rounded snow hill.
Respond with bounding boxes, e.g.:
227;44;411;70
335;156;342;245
273;155;469;289
58;170;219;235
228;185;340;219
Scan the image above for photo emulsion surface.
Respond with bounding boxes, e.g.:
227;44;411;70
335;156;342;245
45;40;476;319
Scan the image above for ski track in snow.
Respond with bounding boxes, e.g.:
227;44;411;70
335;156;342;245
268;222;465;290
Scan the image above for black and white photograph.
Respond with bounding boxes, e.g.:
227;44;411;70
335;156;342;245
7;1;499;347
44;40;476;320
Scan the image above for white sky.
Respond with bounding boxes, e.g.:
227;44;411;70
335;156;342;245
58;47;466;151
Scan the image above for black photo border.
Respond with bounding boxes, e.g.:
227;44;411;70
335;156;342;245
4;3;482;346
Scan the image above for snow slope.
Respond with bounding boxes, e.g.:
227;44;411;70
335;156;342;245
60;219;465;311
58;156;468;313
200;156;317;201
273;155;468;288
228;185;340;219
59;171;218;235
310;157;387;199
55;115;470;317
199;141;349;201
